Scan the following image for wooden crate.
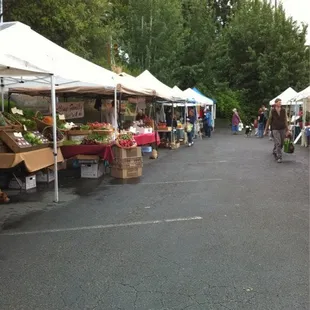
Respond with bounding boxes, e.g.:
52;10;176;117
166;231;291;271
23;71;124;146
0;131;47;153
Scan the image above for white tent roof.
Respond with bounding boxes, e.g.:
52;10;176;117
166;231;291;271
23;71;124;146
269;87;298;105
290;85;310;102
136;70;182;102
0;22;116;89
116;72;155;97
171;86;188;101
183;88;213;106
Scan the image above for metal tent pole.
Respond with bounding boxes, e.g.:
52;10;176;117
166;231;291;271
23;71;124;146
1;77;4;112
114;87;117;130
50;75;59;203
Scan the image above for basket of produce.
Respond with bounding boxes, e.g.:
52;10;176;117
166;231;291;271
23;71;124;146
115;132;137;149
88;122;114;135
33;111;54;132
67;124;92;136
81;133;113;146
143;117;155;129
0;112;14;131
1;112;23;131
42;126;65;147
5;112;36;131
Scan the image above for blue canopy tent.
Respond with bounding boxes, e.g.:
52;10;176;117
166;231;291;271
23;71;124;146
192;87;216;128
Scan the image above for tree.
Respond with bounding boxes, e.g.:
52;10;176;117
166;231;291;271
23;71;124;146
113;0;185;85
213;0;309;110
172;0;217;91
4;0;122;66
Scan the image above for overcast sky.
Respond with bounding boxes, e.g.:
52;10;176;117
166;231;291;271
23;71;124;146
281;0;310;44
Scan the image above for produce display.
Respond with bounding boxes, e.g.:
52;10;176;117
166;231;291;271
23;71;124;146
23;131;49;145
142;116;154;128
80;124;91;130
0;113;8;126
42;127;65;142
117;132;136;148
157;122;167;128
14;133;32;147
88;122;113;130
62;140;81;146
9;114;37;130
81;133;112;145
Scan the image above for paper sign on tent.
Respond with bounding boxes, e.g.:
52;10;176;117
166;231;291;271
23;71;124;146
11;107;24;115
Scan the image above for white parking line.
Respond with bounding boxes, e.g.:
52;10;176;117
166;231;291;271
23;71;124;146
1;216;203;236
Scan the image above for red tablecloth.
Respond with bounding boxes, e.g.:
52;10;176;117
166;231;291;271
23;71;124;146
135;132;160;146
61;145;114;163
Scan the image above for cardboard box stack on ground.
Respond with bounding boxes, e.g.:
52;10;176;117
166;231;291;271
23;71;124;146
77;155;105;179
111;146;143;179
36;168;55;183
9;175;37;190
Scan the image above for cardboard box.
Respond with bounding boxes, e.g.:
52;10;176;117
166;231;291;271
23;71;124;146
9;175;36;190
112;156;143;169
76;154;100;164
111;167;143;179
112;146;142;159
36;168;55;183
81;162;104;178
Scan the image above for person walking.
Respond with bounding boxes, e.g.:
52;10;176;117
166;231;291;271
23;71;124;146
232;108;241;135
186;109;196;146
257;108;265;138
264;98;290;163
203;107;212;138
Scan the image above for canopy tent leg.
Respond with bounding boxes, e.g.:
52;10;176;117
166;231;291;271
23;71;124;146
1;77;4;112
114;87;118;132
50;75;59;203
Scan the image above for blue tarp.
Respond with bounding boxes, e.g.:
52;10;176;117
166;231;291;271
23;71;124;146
192;87;216;104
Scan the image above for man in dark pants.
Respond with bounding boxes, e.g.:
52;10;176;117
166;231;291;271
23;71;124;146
203;107;212;138
264;98;289;163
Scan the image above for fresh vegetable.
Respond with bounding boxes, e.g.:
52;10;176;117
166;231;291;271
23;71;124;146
23;131;49;145
80;124;91;130
42;127;64;142
88;122;112;130
81;133;112;145
0;113;7;126
117;132;136;148
62;140;81;146
43;116;53;125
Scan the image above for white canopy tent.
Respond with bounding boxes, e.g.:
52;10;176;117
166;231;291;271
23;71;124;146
269;87;298;106
136;70;183;102
0;21;120;202
0;22;116;89
183;88;213;106
290;85;310;103
115;72;155;97
289;86;310;146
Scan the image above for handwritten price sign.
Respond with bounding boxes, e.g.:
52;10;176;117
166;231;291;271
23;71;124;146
54;102;84;119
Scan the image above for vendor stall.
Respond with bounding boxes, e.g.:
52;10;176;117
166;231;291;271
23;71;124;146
134;132;160;146
61;145;113;162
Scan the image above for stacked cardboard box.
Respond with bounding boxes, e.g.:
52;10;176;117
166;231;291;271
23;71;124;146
111;147;143;179
78;155;105;179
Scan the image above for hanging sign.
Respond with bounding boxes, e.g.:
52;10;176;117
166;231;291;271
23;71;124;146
51;102;84;119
